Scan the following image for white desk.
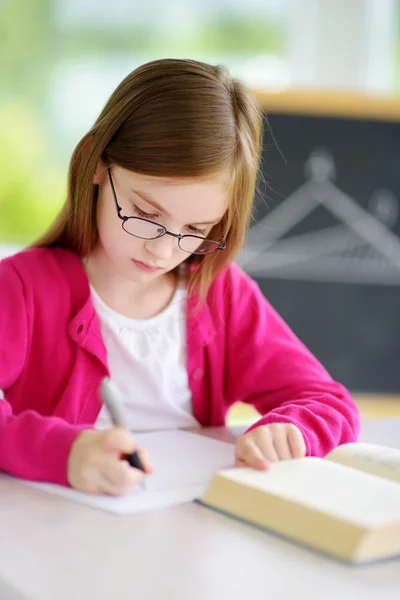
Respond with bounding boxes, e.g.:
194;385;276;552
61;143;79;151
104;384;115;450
0;419;399;600
360;417;400;448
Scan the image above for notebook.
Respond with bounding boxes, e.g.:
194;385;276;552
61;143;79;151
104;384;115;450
25;430;235;515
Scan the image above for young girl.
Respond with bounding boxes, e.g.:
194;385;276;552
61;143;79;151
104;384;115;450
0;58;360;496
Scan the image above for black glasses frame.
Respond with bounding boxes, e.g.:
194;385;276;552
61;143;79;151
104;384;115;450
107;168;226;255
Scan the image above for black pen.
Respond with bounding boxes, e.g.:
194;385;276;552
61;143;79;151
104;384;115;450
100;377;145;473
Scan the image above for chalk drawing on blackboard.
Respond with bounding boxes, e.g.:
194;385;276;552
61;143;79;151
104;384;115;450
238;147;400;285
368;188;399;229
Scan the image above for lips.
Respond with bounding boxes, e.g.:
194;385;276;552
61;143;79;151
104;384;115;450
132;259;163;272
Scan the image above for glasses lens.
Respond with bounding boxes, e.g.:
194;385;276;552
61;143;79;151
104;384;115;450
123;218;164;239
179;236;219;254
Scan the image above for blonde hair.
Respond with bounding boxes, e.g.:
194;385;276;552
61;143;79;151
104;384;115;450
34;58;263;299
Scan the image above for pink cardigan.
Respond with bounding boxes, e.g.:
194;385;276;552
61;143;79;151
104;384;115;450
0;248;360;485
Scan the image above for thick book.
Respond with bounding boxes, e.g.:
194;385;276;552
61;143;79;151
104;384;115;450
199;442;400;564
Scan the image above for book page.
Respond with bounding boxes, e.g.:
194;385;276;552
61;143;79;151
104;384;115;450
325;443;400;483
23;430;235;515
216;458;400;528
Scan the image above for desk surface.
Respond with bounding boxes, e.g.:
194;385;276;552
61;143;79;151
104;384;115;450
0;419;400;600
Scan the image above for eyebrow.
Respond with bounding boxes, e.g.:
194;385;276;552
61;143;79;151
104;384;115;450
132;189;224;226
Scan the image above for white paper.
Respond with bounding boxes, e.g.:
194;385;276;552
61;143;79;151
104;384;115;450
25;430;235;515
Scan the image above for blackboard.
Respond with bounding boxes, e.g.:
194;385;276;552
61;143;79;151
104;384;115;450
238;112;400;393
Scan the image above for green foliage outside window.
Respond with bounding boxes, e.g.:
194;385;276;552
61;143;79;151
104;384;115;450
0;103;64;244
0;0;283;244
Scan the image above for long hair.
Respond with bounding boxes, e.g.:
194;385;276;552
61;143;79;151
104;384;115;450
33;58;263;298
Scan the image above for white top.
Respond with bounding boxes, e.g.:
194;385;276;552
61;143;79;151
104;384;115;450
91;285;200;432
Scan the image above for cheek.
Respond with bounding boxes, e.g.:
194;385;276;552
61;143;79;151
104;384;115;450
97;199;115;245
96;195;130;253
96;199;108;237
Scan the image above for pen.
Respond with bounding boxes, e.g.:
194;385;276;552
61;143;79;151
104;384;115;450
99;377;145;473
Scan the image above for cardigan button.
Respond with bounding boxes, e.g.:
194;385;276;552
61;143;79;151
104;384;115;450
192;368;204;381
76;323;86;338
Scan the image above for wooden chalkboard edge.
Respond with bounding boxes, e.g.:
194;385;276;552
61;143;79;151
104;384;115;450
254;90;400;123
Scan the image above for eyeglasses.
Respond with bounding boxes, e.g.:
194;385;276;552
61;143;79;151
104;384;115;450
107;169;226;255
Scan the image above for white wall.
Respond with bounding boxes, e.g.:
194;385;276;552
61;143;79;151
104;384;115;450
286;0;398;94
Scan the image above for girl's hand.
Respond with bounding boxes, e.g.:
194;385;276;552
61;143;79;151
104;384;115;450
235;423;306;470
67;428;153;495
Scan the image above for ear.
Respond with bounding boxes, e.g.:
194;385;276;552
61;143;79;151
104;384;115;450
93;160;106;185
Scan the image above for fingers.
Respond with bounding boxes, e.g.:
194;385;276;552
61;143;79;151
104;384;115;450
138;448;154;474
101;430;154;473
287;424;307;458
102;460;145;496
101;428;136;454
235;437;269;471
253;427;280;462
268;424;292;461
235;424;306;471
68;428;153;496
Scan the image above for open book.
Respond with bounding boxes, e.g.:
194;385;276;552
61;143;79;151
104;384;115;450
199;442;400;564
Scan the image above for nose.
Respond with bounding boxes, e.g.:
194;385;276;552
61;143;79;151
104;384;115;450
145;233;177;260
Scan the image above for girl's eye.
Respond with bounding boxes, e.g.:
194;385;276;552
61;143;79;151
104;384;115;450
132;203;207;236
133;204;159;220
188;225;207;236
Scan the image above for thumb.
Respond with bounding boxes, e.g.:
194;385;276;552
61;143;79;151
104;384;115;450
102;428;136;454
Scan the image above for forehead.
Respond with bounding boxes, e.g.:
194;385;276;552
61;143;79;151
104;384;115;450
117;167;230;220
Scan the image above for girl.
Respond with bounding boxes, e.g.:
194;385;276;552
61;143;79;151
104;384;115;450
0;58;360;496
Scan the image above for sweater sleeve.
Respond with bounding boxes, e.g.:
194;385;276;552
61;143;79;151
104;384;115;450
225;265;360;457
0;260;89;485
